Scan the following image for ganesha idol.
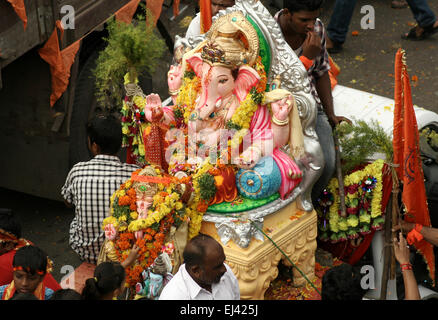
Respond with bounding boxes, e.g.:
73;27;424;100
121;2;322;298
139;11;308;234
124;6;322;242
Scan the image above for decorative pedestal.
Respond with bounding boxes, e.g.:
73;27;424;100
200;201;317;300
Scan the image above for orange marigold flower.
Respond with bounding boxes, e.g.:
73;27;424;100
129;202;137;211
127;188;136;198
197;200;208;212
118;195;131;206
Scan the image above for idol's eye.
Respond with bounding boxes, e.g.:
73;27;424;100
218;78;228;84
209;112;216;119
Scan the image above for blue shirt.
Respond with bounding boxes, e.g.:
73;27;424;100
0;284;54;300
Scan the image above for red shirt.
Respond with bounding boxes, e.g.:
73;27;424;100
0;249;61;291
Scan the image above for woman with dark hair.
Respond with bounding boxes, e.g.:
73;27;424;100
81;262;126;300
50;288;82;300
0;245;55;300
0;209;61;292
321;263;366;300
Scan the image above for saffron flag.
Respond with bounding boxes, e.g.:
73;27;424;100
7;0;27;29
173;0;180;18
199;0;212;34
115;0;141;24
392;48;435;284
38;21;81;107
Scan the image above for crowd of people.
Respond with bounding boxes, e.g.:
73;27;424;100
1;0;437;301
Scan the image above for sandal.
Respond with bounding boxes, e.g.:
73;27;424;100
326;38;343;54
401;25;437;41
423;23;438;35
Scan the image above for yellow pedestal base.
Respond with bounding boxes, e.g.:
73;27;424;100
200;201;317;300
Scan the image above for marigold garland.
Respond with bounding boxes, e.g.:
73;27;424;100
102;167;187;288
121;73;149;166
317;159;385;243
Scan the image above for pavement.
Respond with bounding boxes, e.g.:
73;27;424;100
1;0;438;289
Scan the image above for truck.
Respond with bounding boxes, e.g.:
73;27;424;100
0;0;191;201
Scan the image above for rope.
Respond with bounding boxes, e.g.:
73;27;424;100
248;218;322;296
217;212;322;295
124;83;146;98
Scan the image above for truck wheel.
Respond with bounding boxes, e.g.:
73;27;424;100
69;50;152;169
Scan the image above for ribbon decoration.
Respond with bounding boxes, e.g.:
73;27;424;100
6;0;27;29
38;21;81;107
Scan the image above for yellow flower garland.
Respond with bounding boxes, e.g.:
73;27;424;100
175;75;201;124
186;159;214;239
327;159;384;235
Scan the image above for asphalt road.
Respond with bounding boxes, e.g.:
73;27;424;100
1;0;438;286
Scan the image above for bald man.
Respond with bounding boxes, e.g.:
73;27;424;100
159;234;240;300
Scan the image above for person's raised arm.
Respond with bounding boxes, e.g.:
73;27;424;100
393;220;438;247
315;72;350;127
393;232;420;300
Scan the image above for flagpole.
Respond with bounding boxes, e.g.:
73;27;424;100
380;194;393;299
199;0;212;34
334;133;347;218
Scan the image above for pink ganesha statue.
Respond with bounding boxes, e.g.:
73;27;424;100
145;11;303;201
122;9;322;248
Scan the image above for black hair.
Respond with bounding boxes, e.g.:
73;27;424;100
86;114;122;155
10;292;39;300
50;288;82;300
0;208;21;239
321;264;366;300
283;0;324;13
81;262;126;300
183;233;218;268
13;245;48;276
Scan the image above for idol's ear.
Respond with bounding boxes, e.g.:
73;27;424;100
186;53;204;78
233;65;260;102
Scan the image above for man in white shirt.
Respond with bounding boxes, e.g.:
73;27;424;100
185;0;235;38
159;233;240;300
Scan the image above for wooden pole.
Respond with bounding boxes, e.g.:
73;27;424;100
334;134;347;218
380;195;393;299
390;170;400;280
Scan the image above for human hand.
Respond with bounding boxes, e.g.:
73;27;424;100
145;94;162;122
271;95;294;121
393;232;411;265
392;221;415;235
235;146;261;169
302;31;322;61
123;244;140;268
329;115;352;128
167;64;183;95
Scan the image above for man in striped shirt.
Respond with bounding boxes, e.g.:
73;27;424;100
61;114;139;264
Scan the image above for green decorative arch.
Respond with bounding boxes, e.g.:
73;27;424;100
246;14;271;92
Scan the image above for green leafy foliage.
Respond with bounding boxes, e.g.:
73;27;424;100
93;8;165;108
420;127;438;151
198;173;217;201
335;119;393;174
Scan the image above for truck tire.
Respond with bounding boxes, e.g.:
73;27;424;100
69;49;152;169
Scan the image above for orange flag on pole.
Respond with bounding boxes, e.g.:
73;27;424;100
38;21;81;107
199;0;212;34
173;0;181;18
115;0;141;24
7;0;27;29
392;48;435;284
